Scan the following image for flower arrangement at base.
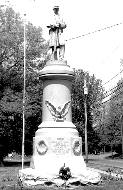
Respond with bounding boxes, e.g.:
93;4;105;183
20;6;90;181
59;163;71;180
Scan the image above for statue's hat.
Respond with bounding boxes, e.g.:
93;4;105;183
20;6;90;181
53;5;59;10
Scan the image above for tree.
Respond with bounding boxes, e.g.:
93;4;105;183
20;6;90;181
103;78;123;154
0;6;47;155
72;69;103;153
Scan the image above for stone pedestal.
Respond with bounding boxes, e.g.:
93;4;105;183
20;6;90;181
33;126;86;176
32;60;86;175
18;60;101;187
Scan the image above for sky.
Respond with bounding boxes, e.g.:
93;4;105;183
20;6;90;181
1;0;123;90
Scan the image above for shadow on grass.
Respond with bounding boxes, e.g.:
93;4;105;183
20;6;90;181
1;160;30;167
105;153;123;160
1;181;123;190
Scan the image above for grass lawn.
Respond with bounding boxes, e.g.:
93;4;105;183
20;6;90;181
0;164;123;190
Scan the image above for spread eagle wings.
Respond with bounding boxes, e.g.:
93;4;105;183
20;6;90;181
45;100;71;119
45;100;59;118
60;101;71;117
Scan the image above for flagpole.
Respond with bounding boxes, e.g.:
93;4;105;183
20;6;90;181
22;13;26;169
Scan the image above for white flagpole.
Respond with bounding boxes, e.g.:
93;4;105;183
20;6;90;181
22;13;26;169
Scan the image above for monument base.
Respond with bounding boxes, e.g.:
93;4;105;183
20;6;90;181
18;121;101;187
32;121;84;172
18;166;101;188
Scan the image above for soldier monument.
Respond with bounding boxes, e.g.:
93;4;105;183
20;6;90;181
19;6;101;187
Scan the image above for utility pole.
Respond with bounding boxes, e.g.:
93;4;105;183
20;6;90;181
84;79;88;163
22;13;26;169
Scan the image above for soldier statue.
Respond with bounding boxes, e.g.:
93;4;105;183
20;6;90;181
47;6;66;61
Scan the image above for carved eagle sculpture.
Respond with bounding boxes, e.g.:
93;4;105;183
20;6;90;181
45;100;71;121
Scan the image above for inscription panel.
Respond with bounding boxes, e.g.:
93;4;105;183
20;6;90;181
50;137;71;155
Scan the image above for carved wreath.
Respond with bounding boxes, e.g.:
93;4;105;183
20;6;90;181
72;140;81;156
45;100;71;121
36;140;48;155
